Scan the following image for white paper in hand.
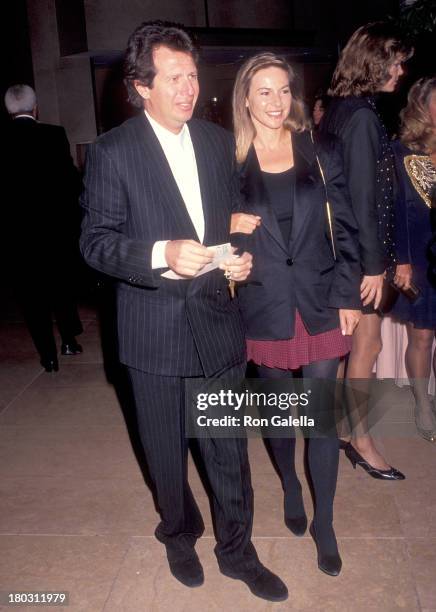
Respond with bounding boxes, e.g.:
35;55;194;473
161;243;233;280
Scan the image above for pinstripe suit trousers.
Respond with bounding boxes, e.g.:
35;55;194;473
127;362;260;574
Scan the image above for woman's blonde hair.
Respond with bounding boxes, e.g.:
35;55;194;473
400;76;436;154
329;21;413;97
232;52;310;163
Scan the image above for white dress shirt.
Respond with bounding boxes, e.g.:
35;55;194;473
146;111;204;268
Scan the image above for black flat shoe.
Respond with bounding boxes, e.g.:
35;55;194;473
285;515;307;537
309;523;342;577
220;565;288;602
342;442;405;480
167;554;204;588
61;340;83;356
40;357;59;372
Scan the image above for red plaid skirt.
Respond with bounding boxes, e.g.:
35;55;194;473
247;310;352;370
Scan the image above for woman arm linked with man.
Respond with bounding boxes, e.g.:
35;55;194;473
229;52;360;576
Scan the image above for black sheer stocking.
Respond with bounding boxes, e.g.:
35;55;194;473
405;324;436;430
256;357;340;551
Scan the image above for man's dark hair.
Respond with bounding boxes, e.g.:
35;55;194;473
124;20;199;108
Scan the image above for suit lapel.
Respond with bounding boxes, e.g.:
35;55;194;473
134;113;199;240
241;146;289;253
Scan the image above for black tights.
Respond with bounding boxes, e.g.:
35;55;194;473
257;358;340;554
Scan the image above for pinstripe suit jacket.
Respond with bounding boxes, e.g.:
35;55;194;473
80;113;245;376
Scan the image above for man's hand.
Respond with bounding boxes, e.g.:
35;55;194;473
360;273;384;309
339;309;361;335
230;213;261;234
393;263;412;290
165;240;214;277
219;251;253;282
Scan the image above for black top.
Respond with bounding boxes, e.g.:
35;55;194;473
261;167;295;244
320;96;395;275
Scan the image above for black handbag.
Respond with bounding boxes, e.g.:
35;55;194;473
377;275;421;315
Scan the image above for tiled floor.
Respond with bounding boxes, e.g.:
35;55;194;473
1;296;435;611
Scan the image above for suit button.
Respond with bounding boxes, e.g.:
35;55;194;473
216;289;221;295
286;258;293;266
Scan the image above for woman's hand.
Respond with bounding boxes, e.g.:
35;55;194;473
339;309;361;335
230;213;261;234
360;273;384;309
393;263;412;290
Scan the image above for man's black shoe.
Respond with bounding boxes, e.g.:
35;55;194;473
40;356;59;372
220;565;288;602
167;554;204;588
61;340;83;355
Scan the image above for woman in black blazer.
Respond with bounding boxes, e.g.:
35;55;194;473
230;52;361;576
321;22;413;478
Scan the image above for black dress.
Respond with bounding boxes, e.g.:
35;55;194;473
391;141;436;329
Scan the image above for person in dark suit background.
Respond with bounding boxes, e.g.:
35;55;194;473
4;84;83;372
80;22;288;602
230;53;361;577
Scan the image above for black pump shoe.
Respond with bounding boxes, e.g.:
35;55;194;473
309;523;342;577
342;442;405;481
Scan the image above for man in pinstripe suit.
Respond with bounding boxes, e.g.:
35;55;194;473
80;21;287;602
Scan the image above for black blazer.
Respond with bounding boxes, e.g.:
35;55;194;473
80;113;245;376
392;140;436;290
320;96;388;275
233;130;361;340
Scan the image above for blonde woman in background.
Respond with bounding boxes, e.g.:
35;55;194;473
390;76;436;442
